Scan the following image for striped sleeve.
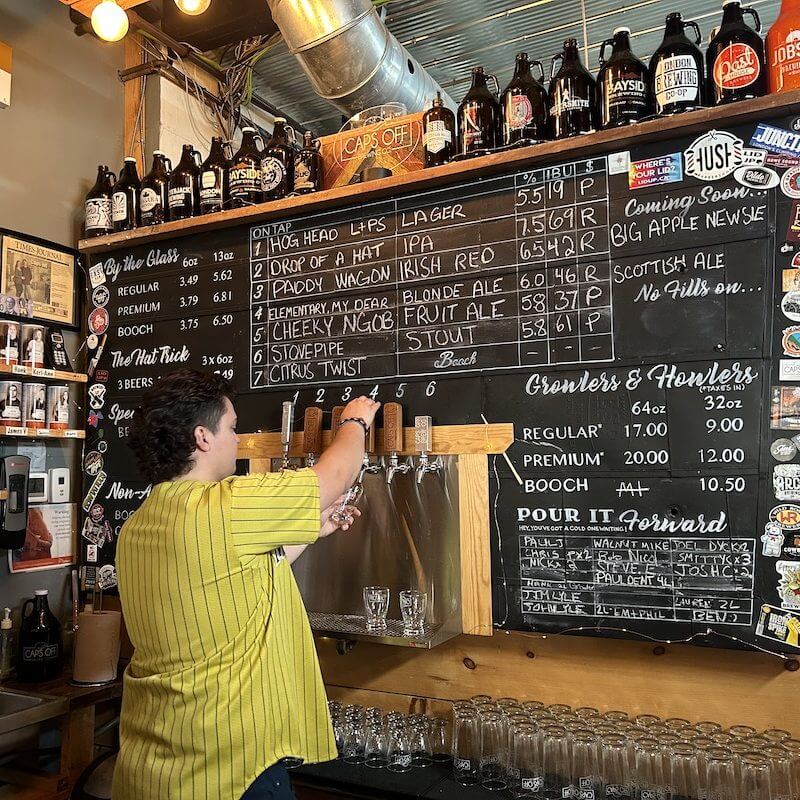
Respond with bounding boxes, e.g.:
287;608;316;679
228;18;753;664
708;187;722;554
226;468;320;556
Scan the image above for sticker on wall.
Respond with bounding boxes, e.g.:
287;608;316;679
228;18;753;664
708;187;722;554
783;326;800;357
777;560;800;610
82;470;107;512
684;129;745;180
88;263;106;289
734;165;778;190
607;151;630;175
756;603;800;649
629;154;683;189
83;451;104;477
88;383;106;411
91;285;109;308
741;147;767;165
782;167;800;199
780;359;800;381
774;464;800;500
770;504;800;530
771;438;798;462
782;292;800;322
81;517;104;546
87;410;103;428
750;122;800;157
763;523;786;557
783;269;800;292
86;544;98;563
786;534;800;558
766;153;800;169
89;503;104;523
97;563;117;590
87;334;99;351
88;307;109;336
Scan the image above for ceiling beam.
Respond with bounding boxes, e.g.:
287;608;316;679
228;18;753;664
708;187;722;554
59;0;150;18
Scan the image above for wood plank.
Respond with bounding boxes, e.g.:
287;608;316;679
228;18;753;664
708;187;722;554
0;42;11;74
238;423;513;460
123;33;145;172
317;630;799;733
458;454;492;636
78;89;800;254
59;0;149;17
0;364;88;383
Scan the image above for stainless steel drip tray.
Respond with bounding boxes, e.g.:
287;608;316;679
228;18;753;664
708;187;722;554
308;612;458;649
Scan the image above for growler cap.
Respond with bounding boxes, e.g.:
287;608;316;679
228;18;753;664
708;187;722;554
516;51;529;59
241;126;256;133
153;150;166;156
274;116;287;123
723;0;741;5
35;589;48;596
563;37;578;47
124;156;137;162
613;26;631;34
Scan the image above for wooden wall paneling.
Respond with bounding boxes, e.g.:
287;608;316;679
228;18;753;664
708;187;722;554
123;33;145;172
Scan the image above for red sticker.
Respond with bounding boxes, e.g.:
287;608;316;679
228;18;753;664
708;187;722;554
88;307;109;336
713;42;761;90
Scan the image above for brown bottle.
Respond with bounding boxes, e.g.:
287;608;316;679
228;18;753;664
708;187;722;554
17;590;62;683
140;151;172;227
422;91;457;166
598;27;653;128
650;13;705;115
112;157;140;232
260;118;294;201
457;66;501;157
294;131;322;194
500;52;549;146
85;165;115;238
168;144;202;221
200;137;230;214
549;39;598;139
230;127;264;207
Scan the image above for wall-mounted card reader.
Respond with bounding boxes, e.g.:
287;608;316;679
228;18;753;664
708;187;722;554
0;455;29;550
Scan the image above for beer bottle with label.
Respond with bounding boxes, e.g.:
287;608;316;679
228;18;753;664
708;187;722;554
650;13;705;115
200;136;230;214
708;0;766;104
139;151;172;227
598;27;653;128
85;165;115;238
548;39;598;139
230;127;264;207
17;590;62;683
500;52;549;147
112;157;140;232
261;118;294;201
422;91;456;166
294;131;322;194
457;66;501;157
767;0;800;92
168;144;202;221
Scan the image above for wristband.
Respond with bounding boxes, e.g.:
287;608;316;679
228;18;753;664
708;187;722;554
338;417;369;437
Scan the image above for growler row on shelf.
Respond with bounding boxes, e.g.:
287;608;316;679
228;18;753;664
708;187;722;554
500;52;549;146
168;144;202;221
549;39;598;139
229;126;264;207
597;27;653;128
84;165;115;238
139;151;171;227
112;157;140;232
767;0;800;92
200;136;230;214
261;117;294;201
707;0;767;105
650;12;705;115
422;91;457;167
457;66;501;157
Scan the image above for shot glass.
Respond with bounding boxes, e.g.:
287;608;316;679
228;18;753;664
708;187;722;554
363;586;390;632
399;589;427;637
330;482;363;526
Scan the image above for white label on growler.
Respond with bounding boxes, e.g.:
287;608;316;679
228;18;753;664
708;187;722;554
294;160;313;191
229;166;259;194
168;186;190;209
200;171;222;206
424;119;453;153
654;55;699;106
140;188;159;213
552;90;590;115
260;157;285;192
112;192;127;223
609;77;647;109
85;198;112;230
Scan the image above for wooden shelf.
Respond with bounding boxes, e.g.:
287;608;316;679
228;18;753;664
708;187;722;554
78;90;800;255
0;364;87;383
0;427;84;440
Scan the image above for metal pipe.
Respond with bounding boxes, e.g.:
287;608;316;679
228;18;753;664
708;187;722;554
266;0;455;117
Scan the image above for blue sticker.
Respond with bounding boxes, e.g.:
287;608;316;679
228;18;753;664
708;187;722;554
628;153;683;190
750;123;800;158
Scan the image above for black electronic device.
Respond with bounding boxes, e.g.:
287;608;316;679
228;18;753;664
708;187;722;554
0;455;30;550
45;328;74;372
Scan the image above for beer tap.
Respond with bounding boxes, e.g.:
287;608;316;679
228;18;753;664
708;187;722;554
331;405;345;433
303;406;322;467
414;415;442;484
280;400;296;471
384;402;411;485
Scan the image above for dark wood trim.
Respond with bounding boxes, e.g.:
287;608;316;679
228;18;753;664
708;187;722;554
78;90;800;255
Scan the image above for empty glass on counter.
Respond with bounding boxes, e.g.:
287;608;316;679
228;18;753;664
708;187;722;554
363;586;390;632
452;707;481;786
478;710;507;790
386;722;412;773
399;589;427;637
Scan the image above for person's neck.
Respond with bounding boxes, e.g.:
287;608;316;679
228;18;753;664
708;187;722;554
177;462;223;483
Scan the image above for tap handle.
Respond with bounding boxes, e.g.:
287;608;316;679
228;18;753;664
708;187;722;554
331;405;345;433
366;421;376;455
383;402;404;454
281;401;294;448
414;415;433;453
303;406;322;457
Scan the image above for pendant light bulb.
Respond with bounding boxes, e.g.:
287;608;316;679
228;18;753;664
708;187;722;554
91;0;129;42
174;0;212;15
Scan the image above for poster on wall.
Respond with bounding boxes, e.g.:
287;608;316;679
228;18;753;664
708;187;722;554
8;503;77;573
0;234;76;325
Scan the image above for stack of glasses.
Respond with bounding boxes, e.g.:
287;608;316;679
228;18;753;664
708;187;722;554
449;695;800;798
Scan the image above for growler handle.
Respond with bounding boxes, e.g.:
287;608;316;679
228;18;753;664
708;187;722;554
598;38;613;66
163;156;172;174
531;59;546;84
549;53;564;81
488;74;501;96
741;6;761;32
223;141;234;161
286;125;297;146
254;133;265;152
191;149;203;169
105;169;117;185
684;20;702;45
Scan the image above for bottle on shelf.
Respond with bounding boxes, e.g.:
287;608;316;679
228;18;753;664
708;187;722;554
84;165;115;238
457;66;501;158
111;157;141;232
598;27;653;128
422;91;457;166
168;144;202;221
500;52;549;147
200;136;230;214
139;151;172;227
0;608;14;681
548;38;598;139
17;590;62;683
294;131;322;194
260;118;295;201
650;12;705;115
707;0;766;105
767;0;800;92
229;126;264;207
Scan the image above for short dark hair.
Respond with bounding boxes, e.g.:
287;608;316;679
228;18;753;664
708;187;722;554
129;369;235;484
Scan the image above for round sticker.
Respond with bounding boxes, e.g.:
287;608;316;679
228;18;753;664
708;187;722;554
88;383;106;410
84;450;104;476
783;326;800;356
772;438;798;462
89;503;104;523
98;439;108;453
782;167;800;199
91;285;110;308
713;42;761;90
88;307;109;336
783;291;800;322
770;504;800;530
793;119;800;133
733;165;779;190
87;333;99;350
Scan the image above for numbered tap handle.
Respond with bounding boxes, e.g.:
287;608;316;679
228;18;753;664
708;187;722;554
383;402;404;454
303;406;323;456
549;52;563;81
598;38;614;66
684;20;702;45
741;6;761;32
531;59;546;84
280;401;294;447
331;405;345;432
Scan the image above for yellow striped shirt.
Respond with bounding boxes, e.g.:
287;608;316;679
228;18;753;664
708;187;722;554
112;469;336;800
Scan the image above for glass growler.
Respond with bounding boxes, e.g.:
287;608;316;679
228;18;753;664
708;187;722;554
139;151;171;227
261;117;294;201
17;590;62;683
768;0;800;92
85;165;115;238
229;127;264;207
500;52;549;146
708;0;766;104
650;13;705;115
457;66;501;157
200;136;230;214
294;131;322;194
112;157;140;232
169;144;202;221
422;91;457;166
549;39;598;139
598;27;653;128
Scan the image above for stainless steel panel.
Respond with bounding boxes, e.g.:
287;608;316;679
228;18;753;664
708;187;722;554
0;689;68;736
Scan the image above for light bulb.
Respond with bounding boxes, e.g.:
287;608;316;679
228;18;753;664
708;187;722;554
91;0;129;42
174;0;211;15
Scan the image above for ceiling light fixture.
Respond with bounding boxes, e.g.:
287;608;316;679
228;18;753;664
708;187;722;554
90;0;129;42
173;0;212;15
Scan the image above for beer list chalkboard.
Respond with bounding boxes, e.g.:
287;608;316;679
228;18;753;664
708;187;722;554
84;111;800;654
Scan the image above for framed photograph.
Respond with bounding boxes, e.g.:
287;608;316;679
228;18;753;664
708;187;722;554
8;503;77;573
0;233;76;326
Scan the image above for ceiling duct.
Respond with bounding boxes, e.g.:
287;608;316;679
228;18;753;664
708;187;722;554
265;0;455;118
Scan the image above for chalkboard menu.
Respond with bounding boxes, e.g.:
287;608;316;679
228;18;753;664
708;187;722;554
83;109;800;655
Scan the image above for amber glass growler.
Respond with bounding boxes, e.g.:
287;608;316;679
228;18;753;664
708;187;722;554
598;27;653;127
768;0;800;92
549;39;598;139
500;52;549;146
457;66;501;157
650;13;705;115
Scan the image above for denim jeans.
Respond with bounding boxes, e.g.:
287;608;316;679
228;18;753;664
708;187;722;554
240;764;295;800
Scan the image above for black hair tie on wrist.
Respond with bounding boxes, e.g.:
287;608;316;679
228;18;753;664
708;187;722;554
338;417;369;436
